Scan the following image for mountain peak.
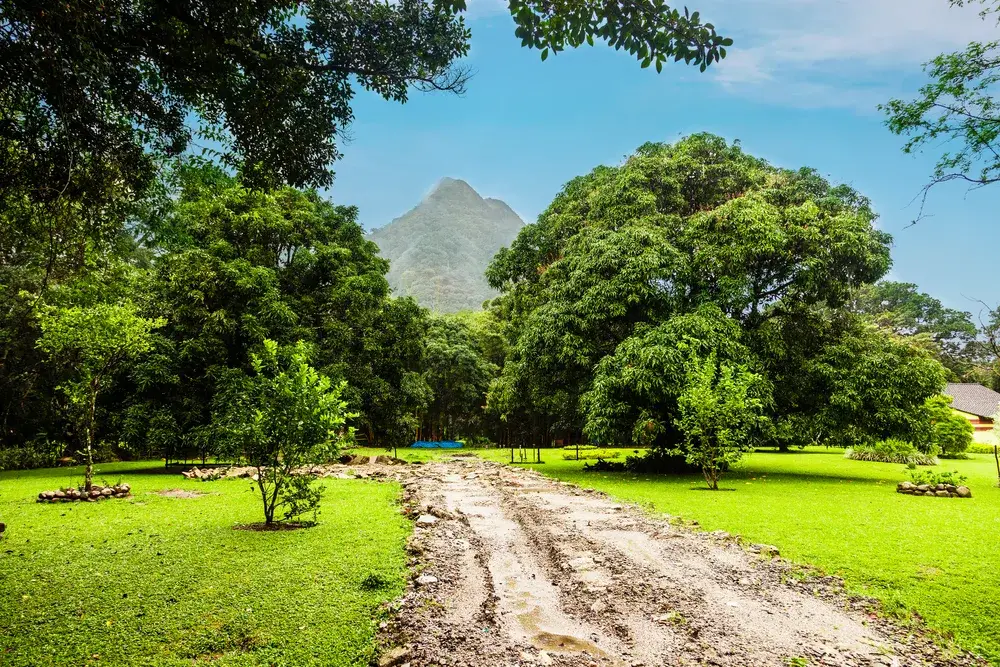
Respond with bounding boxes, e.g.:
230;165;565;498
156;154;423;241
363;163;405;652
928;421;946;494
426;177;481;201
366;178;525;313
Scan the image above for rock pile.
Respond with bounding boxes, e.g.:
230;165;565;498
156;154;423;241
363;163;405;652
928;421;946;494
37;483;131;503
182;466;254;481
180;457;408;482
896;481;971;498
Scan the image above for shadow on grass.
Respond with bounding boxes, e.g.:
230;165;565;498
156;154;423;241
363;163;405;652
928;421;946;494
753;448;846;455
0;461;176;481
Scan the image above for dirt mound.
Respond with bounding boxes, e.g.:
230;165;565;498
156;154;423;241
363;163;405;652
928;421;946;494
378;459;986;667
155;489;206;499
338;453;408;466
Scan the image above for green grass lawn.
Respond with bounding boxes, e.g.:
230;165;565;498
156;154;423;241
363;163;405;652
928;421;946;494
463;446;1000;664
0;461;410;667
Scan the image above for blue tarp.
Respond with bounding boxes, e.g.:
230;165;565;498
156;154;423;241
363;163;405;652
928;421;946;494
411;440;464;449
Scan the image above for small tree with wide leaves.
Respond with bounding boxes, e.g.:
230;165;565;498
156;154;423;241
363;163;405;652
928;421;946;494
672;353;767;490
212;340;354;526
36;301;163;491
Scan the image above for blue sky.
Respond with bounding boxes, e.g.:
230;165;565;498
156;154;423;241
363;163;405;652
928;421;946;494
328;0;999;314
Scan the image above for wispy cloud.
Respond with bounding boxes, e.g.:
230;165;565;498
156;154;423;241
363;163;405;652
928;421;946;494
701;0;998;110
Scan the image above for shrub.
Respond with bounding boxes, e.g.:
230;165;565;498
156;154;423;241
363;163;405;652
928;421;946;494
920;395;973;458
583;449;704;474
906;466;968;487
671;353;767;489
562;449;621;460
968;443;998;455
0;443;62;471
582;457;628;472
846;438;938;465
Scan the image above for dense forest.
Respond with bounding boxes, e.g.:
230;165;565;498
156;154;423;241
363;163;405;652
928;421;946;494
3;134;997;478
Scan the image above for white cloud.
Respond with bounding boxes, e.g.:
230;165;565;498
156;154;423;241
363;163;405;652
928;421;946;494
701;0;998;109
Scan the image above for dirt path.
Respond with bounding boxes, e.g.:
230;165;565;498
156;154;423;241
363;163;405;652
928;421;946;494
372;457;983;667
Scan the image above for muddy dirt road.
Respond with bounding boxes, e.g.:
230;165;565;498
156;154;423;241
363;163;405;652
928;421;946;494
374;457;982;667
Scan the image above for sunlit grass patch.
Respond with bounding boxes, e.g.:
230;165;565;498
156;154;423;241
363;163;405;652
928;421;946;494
0;461;410;666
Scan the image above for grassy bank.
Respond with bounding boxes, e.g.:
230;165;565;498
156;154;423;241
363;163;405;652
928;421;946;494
0;461;410;666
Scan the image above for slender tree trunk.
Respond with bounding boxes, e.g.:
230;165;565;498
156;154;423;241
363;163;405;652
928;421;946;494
257;466;272;525
994;444;999;487
268;471;282;525
85;383;98;492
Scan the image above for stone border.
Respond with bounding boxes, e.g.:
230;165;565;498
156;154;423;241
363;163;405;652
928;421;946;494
896;481;971;498
37;483;131;503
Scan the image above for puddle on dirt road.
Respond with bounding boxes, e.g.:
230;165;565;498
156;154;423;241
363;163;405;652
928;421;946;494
439;475;626;664
516;608;613;659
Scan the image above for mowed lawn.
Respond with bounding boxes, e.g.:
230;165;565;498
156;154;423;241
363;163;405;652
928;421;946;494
0;462;410;667
476;447;1000;664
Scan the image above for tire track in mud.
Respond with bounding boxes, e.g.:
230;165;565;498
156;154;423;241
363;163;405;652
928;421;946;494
375;458;986;667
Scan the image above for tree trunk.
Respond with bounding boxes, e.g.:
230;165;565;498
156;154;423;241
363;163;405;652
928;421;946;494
84;383;98;492
994;443;999;487
257;467;273;525
703;466;719;490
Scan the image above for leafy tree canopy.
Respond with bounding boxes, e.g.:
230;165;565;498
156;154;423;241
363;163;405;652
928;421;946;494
420;315;499;440
804;321;947;448
849;281;979;380
117;166;428;456
1;0;731;204
487;134;896;450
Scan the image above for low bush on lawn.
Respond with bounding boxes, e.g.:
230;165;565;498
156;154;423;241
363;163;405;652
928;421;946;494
906;466;968;487
846;438;937;465
968;443;998;455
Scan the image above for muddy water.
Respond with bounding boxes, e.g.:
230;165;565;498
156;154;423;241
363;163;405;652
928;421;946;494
440;474;623;663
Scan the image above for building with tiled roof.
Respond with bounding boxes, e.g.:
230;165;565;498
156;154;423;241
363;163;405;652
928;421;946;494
943;383;1000;432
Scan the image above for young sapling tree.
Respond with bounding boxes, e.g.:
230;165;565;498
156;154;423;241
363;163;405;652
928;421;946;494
672;353;767;490
36;302;163;491
212;340;355;526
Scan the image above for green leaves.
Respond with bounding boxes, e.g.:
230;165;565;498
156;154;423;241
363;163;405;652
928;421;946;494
507;0;731;73
36;302;164;380
212;339;355;524
882;38;1000;201
673;351;766;488
488;133;902;453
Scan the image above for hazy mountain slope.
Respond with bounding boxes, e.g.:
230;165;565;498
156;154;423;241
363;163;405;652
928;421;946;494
366;178;524;312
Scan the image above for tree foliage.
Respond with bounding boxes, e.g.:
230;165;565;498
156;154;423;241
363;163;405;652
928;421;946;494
486;134;918;462
672;352;767;489
420;315;499;441
849;281;979;380
119;166;428;457
920;394;974;458
804;322;947;449
1;0;731;206
881;1;1000;208
212;340;354;525
35;301;162;489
